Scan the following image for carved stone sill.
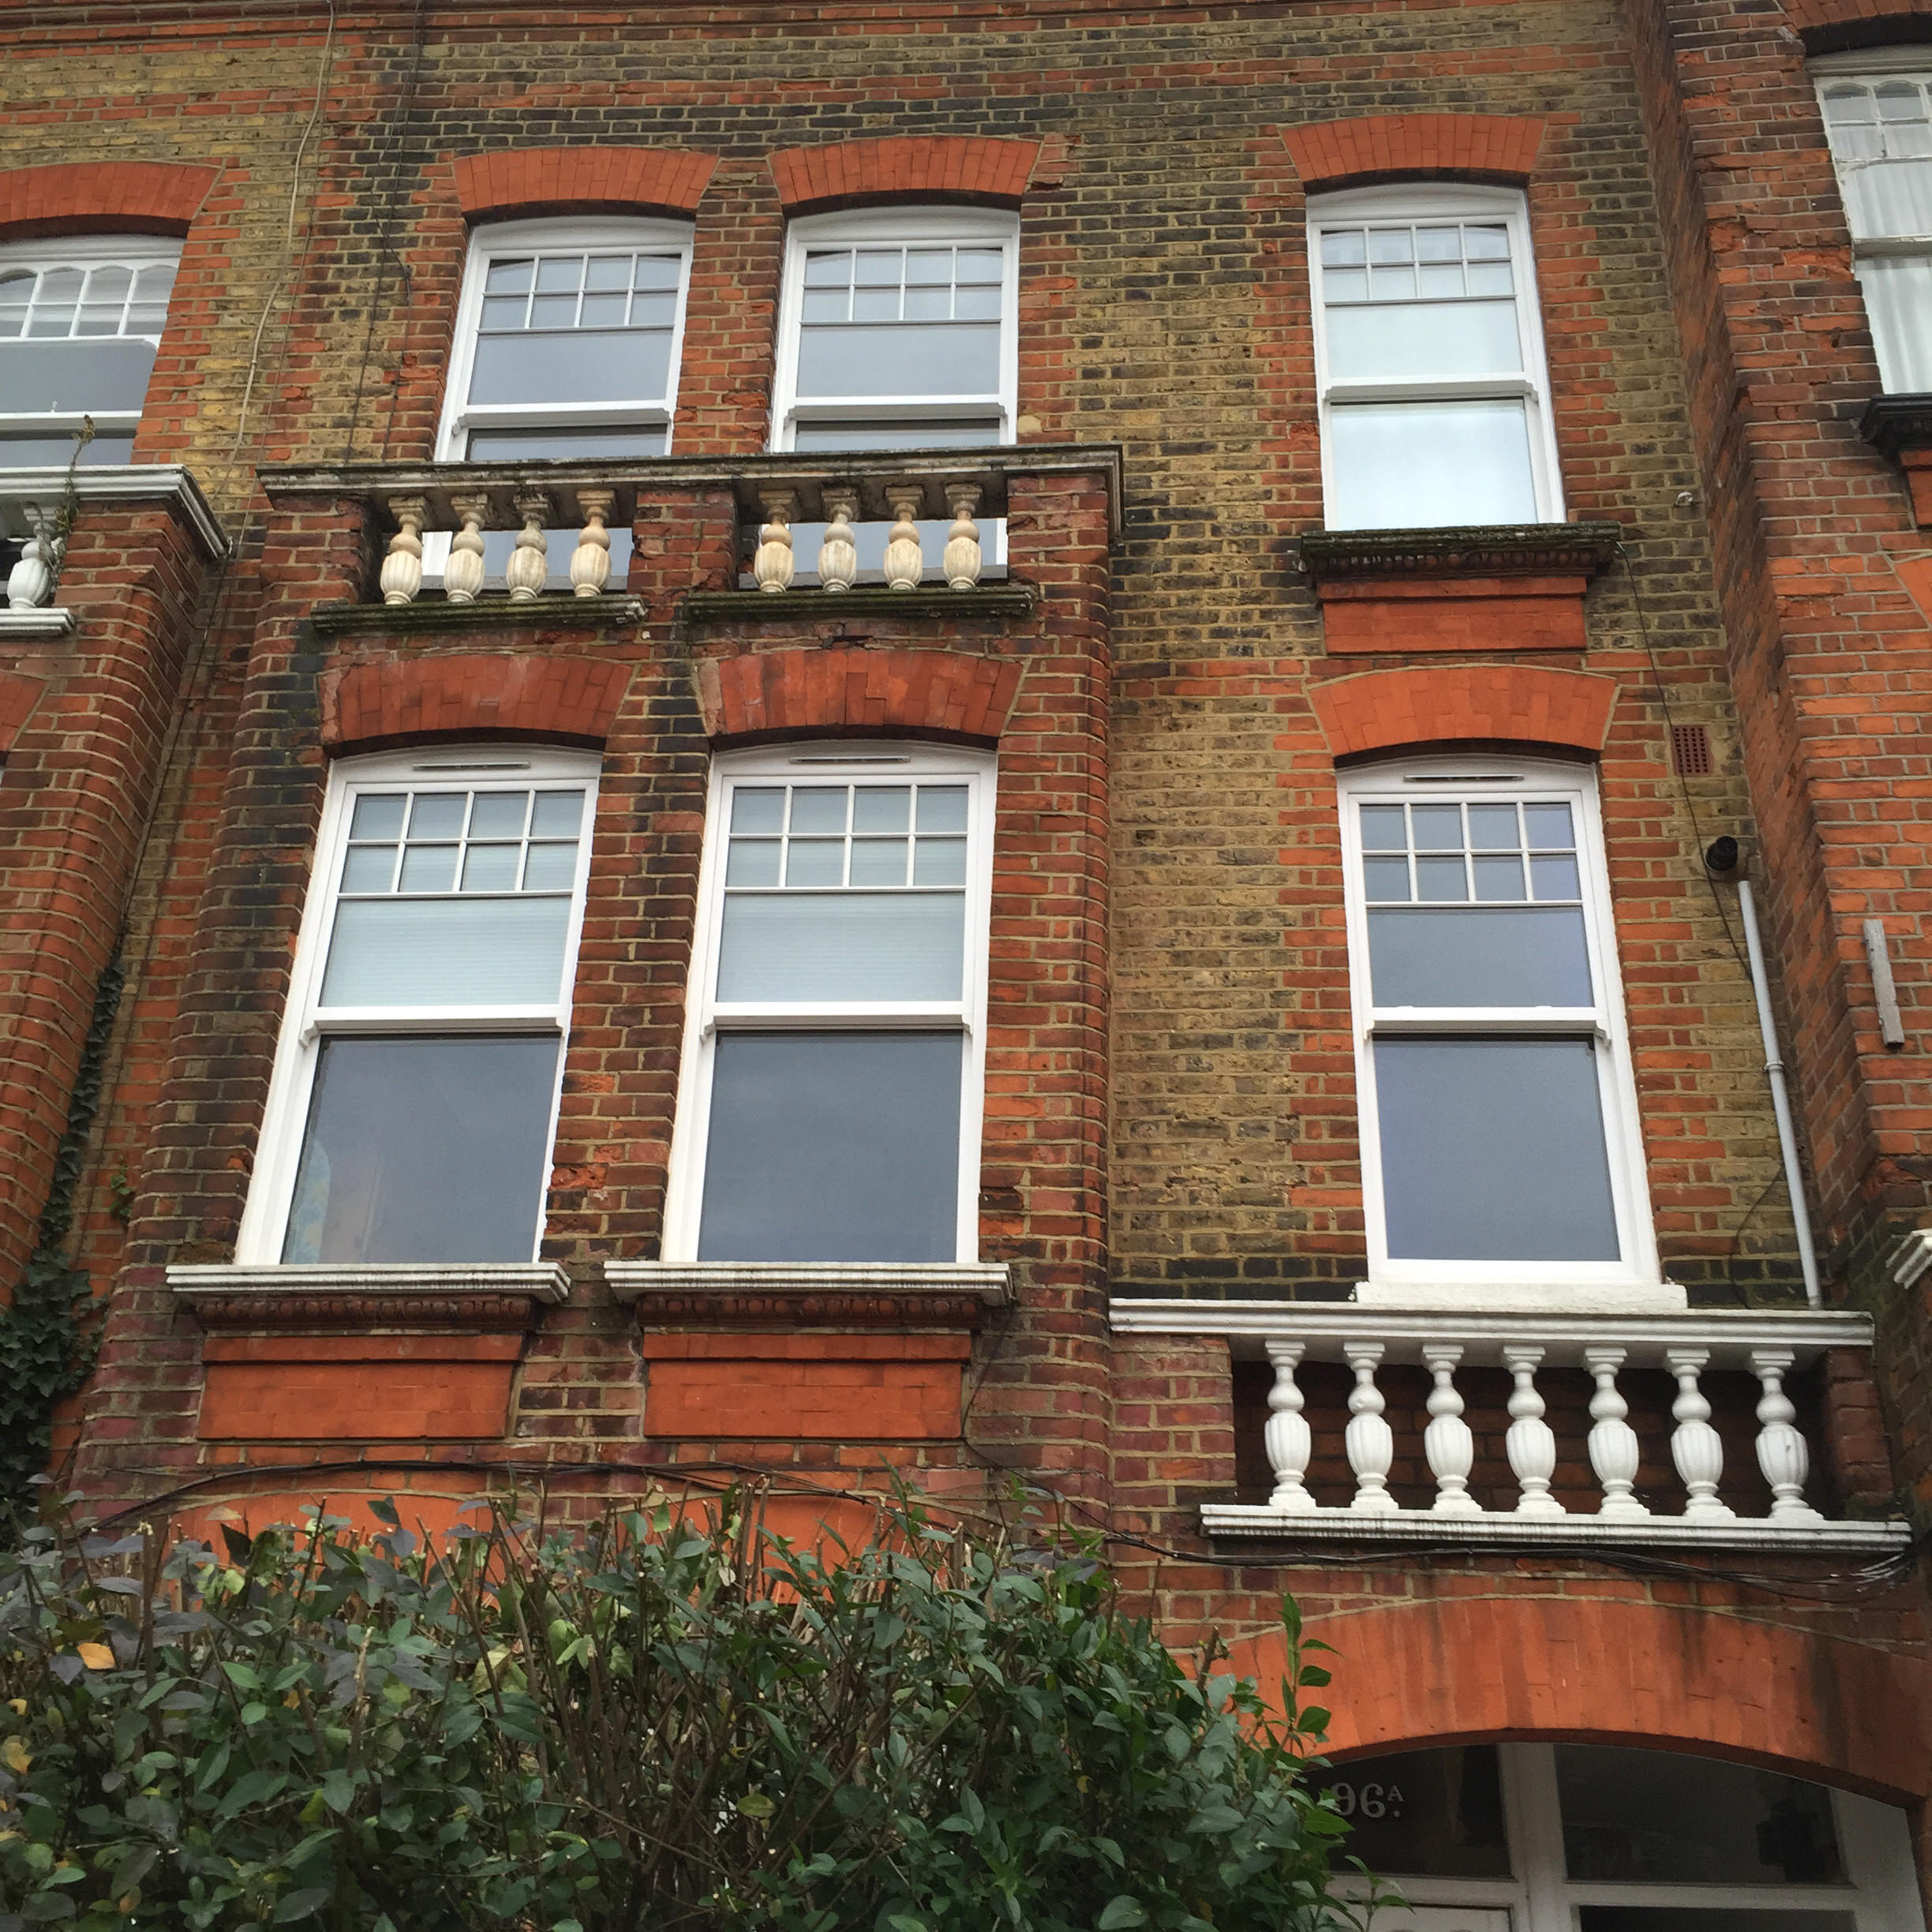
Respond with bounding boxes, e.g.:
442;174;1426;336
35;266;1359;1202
0;607;76;639
1297;522;1625;587
605;1260;1011;1328
309;596;645;638
167;1262;569;1331
682;586;1037;627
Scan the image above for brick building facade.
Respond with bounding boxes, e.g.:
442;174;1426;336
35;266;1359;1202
2;0;1930;1922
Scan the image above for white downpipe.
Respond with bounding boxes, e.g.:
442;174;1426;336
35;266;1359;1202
1737;878;1823;1308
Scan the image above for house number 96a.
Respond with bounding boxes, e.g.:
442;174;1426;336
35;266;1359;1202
1330;1781;1405;1821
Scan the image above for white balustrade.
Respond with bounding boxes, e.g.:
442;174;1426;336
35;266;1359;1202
1105;1301;1908;1550
6;515;57;610
504;490;552;602
883;488;925;590
571;489;616;597
818;485;859;591
943;481;983;590
444;495;489;605
379;495;426;606
754;489;797;594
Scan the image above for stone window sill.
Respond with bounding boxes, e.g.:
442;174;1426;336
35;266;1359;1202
605;1260;1011;1327
167;1261;569;1331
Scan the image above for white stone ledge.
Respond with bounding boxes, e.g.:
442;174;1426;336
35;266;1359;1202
0;607;75;638
167;1262;571;1305
605;1260;1011;1307
1199;1503;1914;1554
0;465;231;560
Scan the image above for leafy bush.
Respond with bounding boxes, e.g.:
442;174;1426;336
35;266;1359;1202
0;1489;1361;1932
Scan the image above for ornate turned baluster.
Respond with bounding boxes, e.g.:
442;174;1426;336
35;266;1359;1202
883;484;924;590
1503;1344;1566;1516
818;483;859;592
379;495;426;606
1422;1343;1480;1516
1344;1342;1398;1515
570;488;616;598
942;480;983;590
505;489;552;602
1584;1346;1650;1518
6;507;56;609
1750;1347;1823;1522
1666;1347;1736;1522
754;489;797;593
444;494;489;605
1263;1341;1316;1513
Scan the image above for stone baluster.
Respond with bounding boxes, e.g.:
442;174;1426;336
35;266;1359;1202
504;490;552;602
1263;1341;1316;1513
1665;1347;1736;1522
6;507;56;609
1503;1345;1566;1515
754;489;797;593
1422;1343;1479;1515
1344;1342;1398;1515
883;485;925;590
378;495;426;606
1750;1347;1822;1522
570;489;616;598
818;484;859;592
942;481;983;590
1584;1346;1649;1518
445;495;489;605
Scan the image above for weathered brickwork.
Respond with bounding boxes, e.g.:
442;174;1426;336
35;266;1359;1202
0;0;1927;1886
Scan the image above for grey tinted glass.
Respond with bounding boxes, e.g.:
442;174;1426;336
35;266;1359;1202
1375;1037;1619;1260
1309;1748;1510;1880
789;417;1002;451
280;1035;559;1264
1579;1916;1852;1932
796;323;1000;399
1557;1747;1845;1885
1368;907;1593;1005
466;427;667;459
697;1032;961;1262
470;329;673;406
0;338;158;414
0;431;136;465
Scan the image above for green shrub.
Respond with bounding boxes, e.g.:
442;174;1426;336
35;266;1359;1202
0;1488;1362;1932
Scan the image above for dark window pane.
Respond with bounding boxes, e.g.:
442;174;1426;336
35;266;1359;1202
1558;1746;1846;1886
464;426;667;459
0;337;157;414
698;1032;961;1262
789;417;1002;451
469;328;672;406
281;1035;560;1264
1580;1914;1854;1932
1375;1037;1620;1261
1309;1748;1511;1879
1368;905;1593;1006
796;322;999;399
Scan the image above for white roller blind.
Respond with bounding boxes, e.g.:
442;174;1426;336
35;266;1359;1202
321;897;573;1007
717;893;965;1002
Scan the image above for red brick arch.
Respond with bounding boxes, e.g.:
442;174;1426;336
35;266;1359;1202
771;137;1043;213
1231;1594;1932;1803
1309;664;1618;758
1785;0;1932;43
0;671;47;754
1283;114;1548;189
694;646;1024;745
319;654;631;753
0;160;219;241
453;147;716;223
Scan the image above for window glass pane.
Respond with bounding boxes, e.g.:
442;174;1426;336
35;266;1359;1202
789;786;849;835
1374;1037;1620;1260
1325;298;1523;380
1327;399;1538;530
350;793;406;841
399;844;458;892
1578;1915;1853;1932
339;847;396;893
697;1032;961;1262
912;837;967;887
917;785;969;833
1855;253;1932;391
730;787;785;834
280;1035;558;1264
1307;1749;1511;1880
1415;856;1468;901
1364;856;1411;900
725;839;781;888
789;418;1002;452
1557;1747;1846;1886
465;427;666;460
469;792;529;838
1360;804;1407;850
853;786;911;833
521;842;579;890
1410;804;1462;849
0;337;159;416
0;431;137;466
322;897;573;1006
717;893;965;1002
785;838;845;887
849;837;910;886
462;844;521;891
796;321;1001;399
1524;801;1574;847
470;328;674;406
1368;906;1593;1006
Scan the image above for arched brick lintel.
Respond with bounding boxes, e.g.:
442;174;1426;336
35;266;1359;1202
1231;1596;1932;1803
1283;114;1548;189
0;161;219;241
1309;665;1617;759
1784;0;1932;50
695;646;1024;745
453;147;717;223
0;670;48;753
319;654;632;754
771;137;1043;213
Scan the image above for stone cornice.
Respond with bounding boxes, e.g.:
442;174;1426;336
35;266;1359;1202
1857;394;1932;463
0;465;231;560
1297;521;1624;585
605;1260;1011;1328
168;1263;569;1331
309;596;647;638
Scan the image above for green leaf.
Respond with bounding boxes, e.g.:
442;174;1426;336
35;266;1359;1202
735;1792;775;1821
1098;1897;1148;1929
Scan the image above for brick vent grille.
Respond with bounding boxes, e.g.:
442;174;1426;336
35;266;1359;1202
1671;723;1713;777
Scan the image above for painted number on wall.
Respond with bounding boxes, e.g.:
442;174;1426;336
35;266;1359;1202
1328;1781;1406;1821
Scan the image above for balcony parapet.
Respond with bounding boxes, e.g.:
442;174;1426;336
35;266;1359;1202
1111;1297;1911;1553
258;445;1123;609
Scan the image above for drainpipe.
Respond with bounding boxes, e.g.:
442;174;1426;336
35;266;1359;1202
1730;868;1824;1309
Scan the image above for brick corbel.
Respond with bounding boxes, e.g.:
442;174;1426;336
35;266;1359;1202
1282;114;1547;189
453;146;716;221
772;137;1043;212
320;652;632;753
1309;664;1619;758
0;160;219;240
